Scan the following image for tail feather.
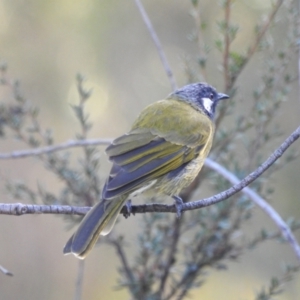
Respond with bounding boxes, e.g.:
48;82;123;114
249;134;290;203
63;196;127;259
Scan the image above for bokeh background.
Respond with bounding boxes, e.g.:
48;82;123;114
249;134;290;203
0;0;300;299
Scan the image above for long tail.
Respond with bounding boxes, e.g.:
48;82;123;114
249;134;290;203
63;196;127;259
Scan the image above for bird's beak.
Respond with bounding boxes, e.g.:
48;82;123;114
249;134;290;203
217;93;229;100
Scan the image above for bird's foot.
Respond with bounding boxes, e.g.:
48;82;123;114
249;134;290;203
173;195;184;218
122;199;132;219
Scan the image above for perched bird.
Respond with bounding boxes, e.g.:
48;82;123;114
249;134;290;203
63;82;229;259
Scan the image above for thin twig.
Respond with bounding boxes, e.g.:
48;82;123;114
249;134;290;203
74;260;85;300
134;0;177;91
157;217;182;297
190;2;207;81
247;0;283;63
205;158;300;263
0;203;89;216
184;125;300;208
108;238;136;293
0;264;13;276
165;241;230;300
0;139;112;159
0;127;298;218
223;0;231;91
215;0;232;130
232;0;284;87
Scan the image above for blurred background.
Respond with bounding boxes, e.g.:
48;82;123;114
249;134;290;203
0;0;300;299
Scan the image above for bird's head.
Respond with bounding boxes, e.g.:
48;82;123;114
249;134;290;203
169;82;229;119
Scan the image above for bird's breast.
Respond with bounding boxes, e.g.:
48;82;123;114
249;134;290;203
150;153;207;197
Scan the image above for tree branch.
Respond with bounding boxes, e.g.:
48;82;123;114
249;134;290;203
205;158;300;263
134;0;177;91
0;139;112;160
232;0;284;86
107;237;136;293
223;0;231;91
1;126;299;262
157;216;182;297
246;0;283;63
184;125;300;210
0;203;89;216
0;126;299;216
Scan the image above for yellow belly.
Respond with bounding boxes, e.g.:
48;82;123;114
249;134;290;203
153;155;206;196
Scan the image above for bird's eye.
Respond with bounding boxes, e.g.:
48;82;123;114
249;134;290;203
209;93;214;100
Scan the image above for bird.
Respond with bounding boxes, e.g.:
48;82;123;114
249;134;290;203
63;82;229;259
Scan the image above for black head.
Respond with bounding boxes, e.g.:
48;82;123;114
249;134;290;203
168;82;229;119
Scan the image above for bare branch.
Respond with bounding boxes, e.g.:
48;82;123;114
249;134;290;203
0;264;13;276
246;0;283;63
205;158;300;263
1;126;299;263
157;217;182;297
0;139;112;160
0;203;89;216
107;237;136;292
223;0;231;91
190;1;207;81
184;125;300;209
134;0;177;91
1;126;299;217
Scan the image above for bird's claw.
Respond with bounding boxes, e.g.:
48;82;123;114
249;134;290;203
122;199;132;219
173;196;184;218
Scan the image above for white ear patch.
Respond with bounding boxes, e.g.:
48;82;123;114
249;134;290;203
202;97;213;113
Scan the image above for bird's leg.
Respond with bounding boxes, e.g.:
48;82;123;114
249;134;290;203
172;195;184;218
122;199;132;219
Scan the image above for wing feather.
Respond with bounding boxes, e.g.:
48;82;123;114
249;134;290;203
103;139;203;199
106;132;154;156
